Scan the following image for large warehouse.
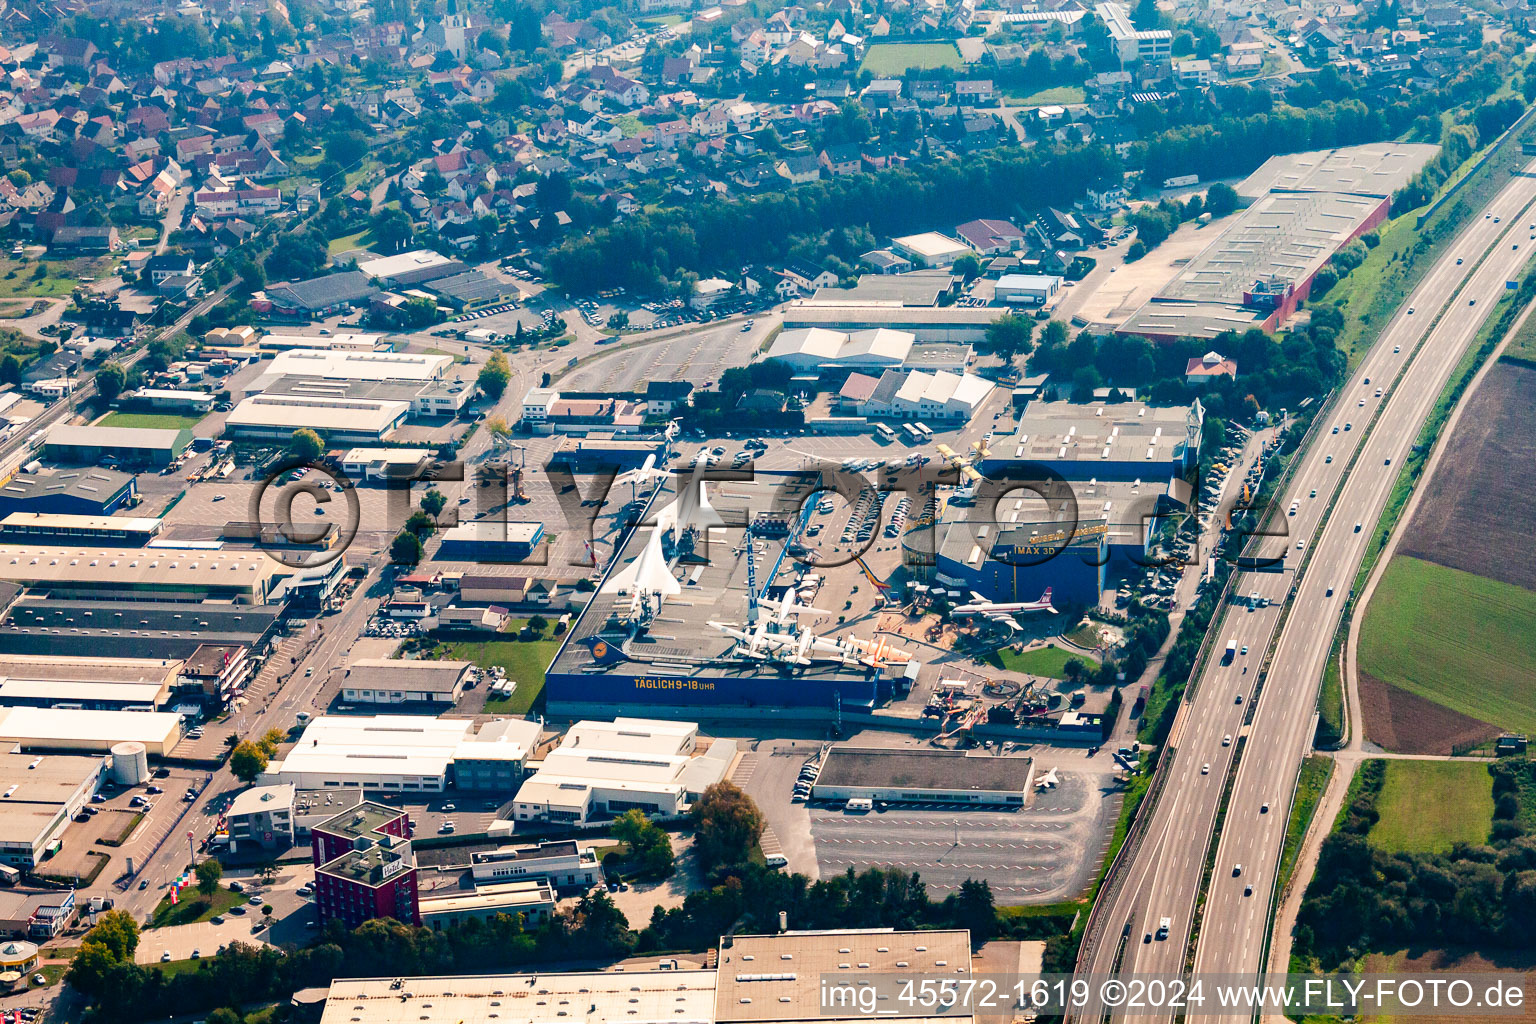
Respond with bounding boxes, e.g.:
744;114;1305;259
0;752;107;869
511;718;735;825
44;425;192;469
811;747;1034;806
266;714;540;792
1117;142;1437;340
983;397;1204;483
0;706;183;756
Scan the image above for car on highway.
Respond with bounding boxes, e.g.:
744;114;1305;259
1232;864;1242;877
1407;307;1414;313
1344;422;1352;431
1261;803;1269;813
1222;734;1232;746
1235;694;1243;704
1332;426;1339;433
139;879;149;890
1325;454;1333;463
1394;345;1401;353
1241;645;1248;655
1375;388;1383;397
1310;489;1317;497
1201;763;1210;774
1457;257;1464;264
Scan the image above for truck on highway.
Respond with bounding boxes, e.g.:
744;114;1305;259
1223;639;1237;664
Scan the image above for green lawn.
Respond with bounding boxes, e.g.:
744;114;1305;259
986;643;1098;679
1368;759;1493;854
438;635;561;715
1359;556;1536;735
1011;85;1085;105
149;884;246;929
1504;297;1536;364
859;42;963;75
97;411;204;430
328;228;373;256
0;257;99;299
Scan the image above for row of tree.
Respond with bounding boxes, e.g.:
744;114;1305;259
1294;760;1536;968
69;863;1001;1024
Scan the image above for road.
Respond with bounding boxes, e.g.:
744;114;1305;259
0;284;232;477
1072;164;1536;1017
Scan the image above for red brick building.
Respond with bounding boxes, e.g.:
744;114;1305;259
311;801;420;928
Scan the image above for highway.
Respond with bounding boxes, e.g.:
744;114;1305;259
1073;162;1536;1017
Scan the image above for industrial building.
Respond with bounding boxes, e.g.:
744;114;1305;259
339;659;473;706
247;350;449;395
44;424;191;468
434;522;544;562
0;653;182;711
810;747;1033;806
225;394;410;442
842;368;993;421
0;468;138;518
765;327;913;374
312;801;419;928
1117;142;1437;340
418;879;556;930
225;782;296;853
317;928;974;1024
0;546;289;603
0;752;106;869
890;232;972;268
0;513;162;546
715;929;974;1024
468;840;602;889
318;968;720;1024
545;475;907;716
780;303;996;343
511;719;735;825
983;398;1203;483
0;706;183;756
339;448;434;482
267;714;539;793
0;597;280;660
995;274;1062;305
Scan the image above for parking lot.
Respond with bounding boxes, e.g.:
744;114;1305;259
740;737;1121;904
559;318;777;393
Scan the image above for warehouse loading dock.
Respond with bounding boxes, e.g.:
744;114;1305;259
810;746;1034;807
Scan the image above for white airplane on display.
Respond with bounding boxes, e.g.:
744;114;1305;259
1035;767;1059;791
758;591;830;624
708;619;816;666
614;454;668;492
949;588;1057;631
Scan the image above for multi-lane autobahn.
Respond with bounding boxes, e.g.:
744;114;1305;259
1073;160;1536;1016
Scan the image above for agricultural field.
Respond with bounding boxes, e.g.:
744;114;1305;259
859;42;963;75
1367;760;1493;854
1359;556;1536;749
1397;361;1536;591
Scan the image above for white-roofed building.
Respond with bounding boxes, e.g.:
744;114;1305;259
340;448;434;481
856;369;993;421
511;718;736;825
266;714;539;793
764;326;913;374
225;395;410;442
258;332;382;351
0;706;183;756
247;350;450;394
225;782;296;852
889;231;972;268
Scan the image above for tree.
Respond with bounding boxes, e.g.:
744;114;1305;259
0;354;20;387
229;740;270;784
371;208;414;253
611;809;674;877
689;781;764;870
953;254;982;282
527;614;549;635
195;857;223;899
206;1008;244;1024
420;489;447;517
288;428;324;462
984;313;1036;360
1204;182;1238;217
405;510;436;538
478;350;512;399
84;909;140;962
486;416;510;437
390;530;423;565
258;728;284;759
944;879;996;944
95;360;127;401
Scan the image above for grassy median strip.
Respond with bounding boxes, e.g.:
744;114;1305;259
1277;755;1334;893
